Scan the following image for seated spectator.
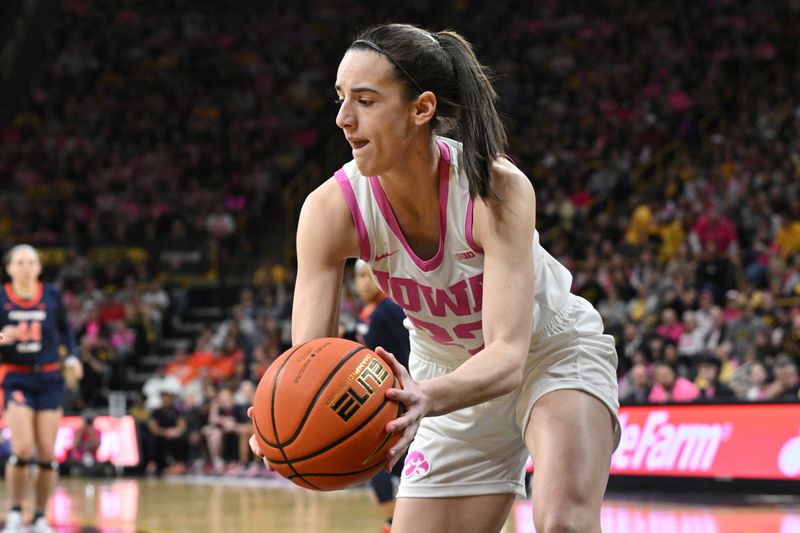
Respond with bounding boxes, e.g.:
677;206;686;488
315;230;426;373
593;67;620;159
702;307;728;352
208;343;244;384
744;362;771;401
183;392;211;471
689;205;737;257
649;361;700;403
66;415;113;477
772;215;800;260
765;356;800;401
677;311;706;357
694;354;736;401
232;380;257;475
626;284;659;325
656;308;683;344
127;392;152;471
148;389;189;475
597;286;627;337
619;363;651;405
202;388;241;473
143;364;183;410
712;341;739;384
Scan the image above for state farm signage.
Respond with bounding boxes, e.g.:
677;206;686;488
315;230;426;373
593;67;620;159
611;404;800;480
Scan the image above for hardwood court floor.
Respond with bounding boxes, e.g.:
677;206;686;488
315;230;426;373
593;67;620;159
1;476;799;532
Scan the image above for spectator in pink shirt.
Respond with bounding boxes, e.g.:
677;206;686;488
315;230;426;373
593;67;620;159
689;205;738;254
649;361;700;403
656;307;684;344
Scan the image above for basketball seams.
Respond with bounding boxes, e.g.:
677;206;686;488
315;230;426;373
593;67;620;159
263;342;370;490
281;345;369;447
258;341;310;448
261;340;325;490
268;382;397;465
287;462;384;482
252;338;402;491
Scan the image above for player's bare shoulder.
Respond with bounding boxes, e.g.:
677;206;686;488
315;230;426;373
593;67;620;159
297;177;361;260
489;157;535;208
472;158;536;248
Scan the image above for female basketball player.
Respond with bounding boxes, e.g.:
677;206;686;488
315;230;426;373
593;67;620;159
0;245;83;533
250;24;619;532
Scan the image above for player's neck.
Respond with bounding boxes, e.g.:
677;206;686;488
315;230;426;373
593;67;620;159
378;138;440;215
367;293;385;305
11;281;38;299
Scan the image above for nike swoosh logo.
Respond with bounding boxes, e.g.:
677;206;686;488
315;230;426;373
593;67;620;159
375;250;399;261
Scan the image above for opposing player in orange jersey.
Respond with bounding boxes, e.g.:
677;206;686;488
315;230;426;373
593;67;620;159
0;245;83;533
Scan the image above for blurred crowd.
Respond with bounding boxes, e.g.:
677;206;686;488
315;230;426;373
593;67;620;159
0;1;798;474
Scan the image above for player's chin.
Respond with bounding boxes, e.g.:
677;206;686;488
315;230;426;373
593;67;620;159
353;153;386;177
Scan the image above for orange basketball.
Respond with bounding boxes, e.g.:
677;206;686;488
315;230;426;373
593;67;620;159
252;338;403;490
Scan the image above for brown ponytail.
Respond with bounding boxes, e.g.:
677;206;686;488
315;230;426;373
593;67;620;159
350;24;507;200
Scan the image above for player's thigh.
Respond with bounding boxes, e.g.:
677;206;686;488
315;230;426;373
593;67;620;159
392;493;514;533
4;400;35;456
524;389;614;531
34;408;63;461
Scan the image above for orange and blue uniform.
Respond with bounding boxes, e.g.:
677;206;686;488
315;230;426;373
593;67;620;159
0;282;76;411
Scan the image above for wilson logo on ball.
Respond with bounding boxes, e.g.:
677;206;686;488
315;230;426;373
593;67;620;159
330;358;390;421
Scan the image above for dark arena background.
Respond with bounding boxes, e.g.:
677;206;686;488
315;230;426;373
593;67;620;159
0;1;799;532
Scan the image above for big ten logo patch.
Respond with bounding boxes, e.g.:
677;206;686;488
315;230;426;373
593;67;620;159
330;357;390;422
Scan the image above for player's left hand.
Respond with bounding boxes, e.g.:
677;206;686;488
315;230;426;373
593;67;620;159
246;406;275;471
376;346;429;473
64;355;84;380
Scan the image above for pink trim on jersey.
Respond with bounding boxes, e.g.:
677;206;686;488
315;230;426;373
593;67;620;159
334;169;371;261
465;196;484;254
369;140;451;272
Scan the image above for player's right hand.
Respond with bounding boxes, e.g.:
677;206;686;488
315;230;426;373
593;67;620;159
0;325;18;344
377;346;428;472
247;406;275;471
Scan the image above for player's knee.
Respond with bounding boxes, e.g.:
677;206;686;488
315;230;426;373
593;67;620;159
11;445;34;460
7;454;32;467
535;506;597;533
37;452;56;464
37;460;59;471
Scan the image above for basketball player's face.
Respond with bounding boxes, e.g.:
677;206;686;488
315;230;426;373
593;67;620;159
6;248;41;284
335;51;417;176
355;266;381;303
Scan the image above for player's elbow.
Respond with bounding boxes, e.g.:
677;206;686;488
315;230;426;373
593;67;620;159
491;342;528;395
497;365;525;395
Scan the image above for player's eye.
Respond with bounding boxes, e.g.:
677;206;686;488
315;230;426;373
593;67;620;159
333;97;344;106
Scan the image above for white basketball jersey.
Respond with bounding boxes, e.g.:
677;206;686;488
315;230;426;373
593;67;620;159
335;136;573;365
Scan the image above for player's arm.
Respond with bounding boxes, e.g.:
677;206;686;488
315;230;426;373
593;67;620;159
292;178;362;344
249;177;361;464
424;159;535;413
385;159;535;426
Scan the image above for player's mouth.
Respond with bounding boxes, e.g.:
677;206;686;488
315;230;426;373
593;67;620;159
347;137;369;151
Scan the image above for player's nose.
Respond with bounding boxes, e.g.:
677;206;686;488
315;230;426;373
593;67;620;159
335;101;355;130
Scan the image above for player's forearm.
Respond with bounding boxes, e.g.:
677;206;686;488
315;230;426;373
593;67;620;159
422;340;528;416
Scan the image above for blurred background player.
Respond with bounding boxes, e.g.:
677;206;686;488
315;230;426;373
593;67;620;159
350;259;410;532
0;244;82;533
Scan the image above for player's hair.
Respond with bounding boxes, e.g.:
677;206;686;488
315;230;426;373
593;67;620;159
4;244;39;267
350;24;507;200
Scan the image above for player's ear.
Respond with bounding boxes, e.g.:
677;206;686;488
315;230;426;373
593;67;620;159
412;91;436;127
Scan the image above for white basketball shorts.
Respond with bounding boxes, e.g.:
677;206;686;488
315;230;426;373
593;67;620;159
397;294;621;499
